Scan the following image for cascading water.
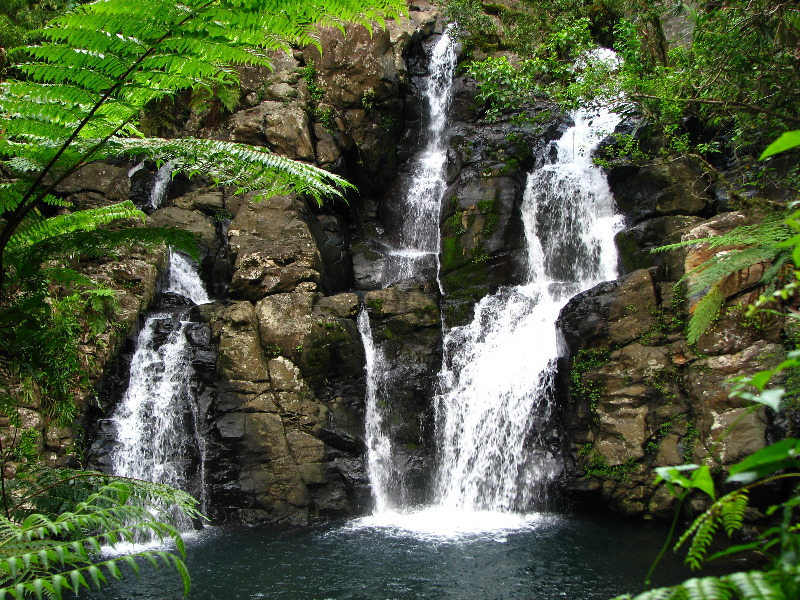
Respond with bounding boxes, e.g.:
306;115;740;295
359;29;457;513
107;251;209;525
147;160;174;211
381;28;456;285
359;310;398;513
433;108;623;514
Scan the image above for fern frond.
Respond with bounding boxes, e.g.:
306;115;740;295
0;468;201;600
687;284;724;344
675;503;721;570
681;576;734;600
654;217;792;254
618;571;788;600
6;201;146;254
724;571;785;600
658;215;793;343
111;137;355;204
721;491;749;537
685;247;782;296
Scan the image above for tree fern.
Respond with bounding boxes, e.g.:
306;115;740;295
0;0;406;291
654;216;793;343
0;468;202;600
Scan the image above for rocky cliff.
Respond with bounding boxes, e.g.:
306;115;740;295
7;2;785;526
557;157;786;518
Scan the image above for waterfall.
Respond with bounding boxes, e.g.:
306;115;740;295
433;108;623;513
359;29;456;513
107;251;210;525
359;309;399;513
166;249;210;305
382;29;456;285
148;160;174;210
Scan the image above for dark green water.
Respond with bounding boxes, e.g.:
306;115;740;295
93;511;697;600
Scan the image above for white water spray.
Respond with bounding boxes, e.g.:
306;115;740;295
359;309;398;513
359;29;457;513
433;108;623;513
148;160;174;210
167;249;210;305
382;29;456;285
108;253;210;525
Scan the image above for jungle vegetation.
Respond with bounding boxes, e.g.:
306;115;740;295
1;0;799;597
0;0;405;597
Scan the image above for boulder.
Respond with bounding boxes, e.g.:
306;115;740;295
228;194;322;301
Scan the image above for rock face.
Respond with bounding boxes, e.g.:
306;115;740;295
558;158;785;519
20;2;785;528
78;4;455;525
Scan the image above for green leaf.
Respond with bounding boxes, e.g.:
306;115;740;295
681;577;732;600
760;130;800;159
724;570;786;600
690;466;717;501
727;439;800;484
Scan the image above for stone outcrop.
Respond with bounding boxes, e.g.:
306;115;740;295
558;183;786;517
79;4;455;525
15;0;785;529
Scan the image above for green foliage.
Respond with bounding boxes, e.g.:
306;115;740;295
0;467;201;600
300;59;325;105
0;0;406;290
450;0;800;187
761;131;800;161
0;2;408;597
612;129;800;600
654;216;794;344
0;0;405;426
0;0;90;51
441;0;498;51
570;347;610;419
583;454;638;481
465;17;596;121
361;88;378;112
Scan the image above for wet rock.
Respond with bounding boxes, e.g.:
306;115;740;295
148;207;218;254
610;158;713;224
228;194;322;301
55;162;131;203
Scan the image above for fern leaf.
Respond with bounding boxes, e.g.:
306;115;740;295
721;491;749;537
677;577;733;600
724;571;786;600
687;284;724;344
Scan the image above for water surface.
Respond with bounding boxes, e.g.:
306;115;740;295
94;512;695;600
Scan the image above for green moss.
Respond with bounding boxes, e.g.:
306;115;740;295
366;298;384;314
448;210;466;235
570;347;610;419
683;421;700;463
441;236;465;273
615;231;653;273
477;197;500;236
583;454;638;482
